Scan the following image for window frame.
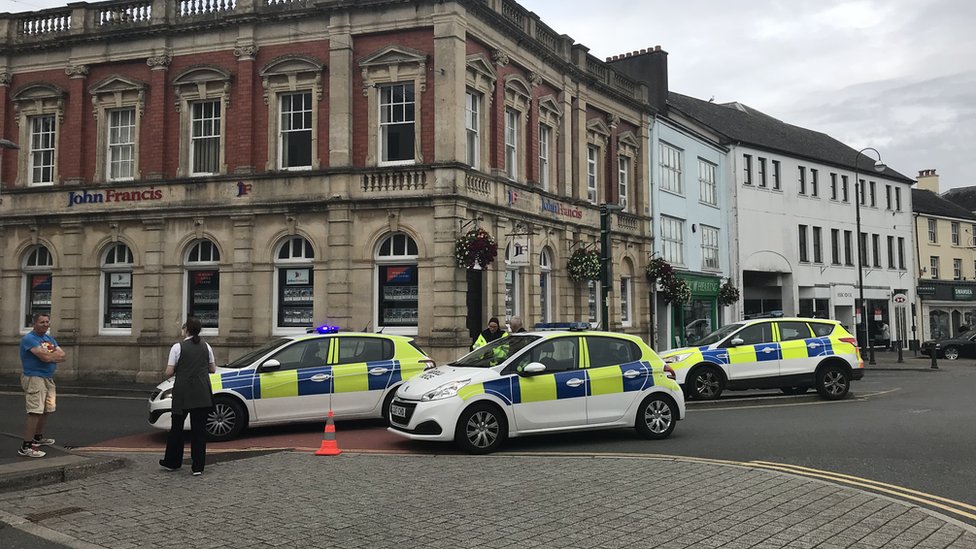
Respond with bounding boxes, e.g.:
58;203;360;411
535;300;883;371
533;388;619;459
798;224;809;263
951;222;960;245
277;91;314;171
273;236;316;335
928;219;938;243
954;258;963;280
22;245;55;330
661;215;685;265
100;242;135;335
660;142;683;194
539;247;553;324
184;239;222;335
620;276;632;327
812;226;823;264
465;89;481;170
12;84;64;187
586;144;599;204
701;225;720;271
617;155;630;211
106;108;137;181
699;158;717;206
374;233;420;336
377;82;417;166
172;66;231;177
930;256;939;279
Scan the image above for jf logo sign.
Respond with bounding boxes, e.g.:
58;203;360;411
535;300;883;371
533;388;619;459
509;234;530;266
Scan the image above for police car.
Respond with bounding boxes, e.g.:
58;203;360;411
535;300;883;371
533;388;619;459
659;317;863;401
388;323;685;454
148;327;435;441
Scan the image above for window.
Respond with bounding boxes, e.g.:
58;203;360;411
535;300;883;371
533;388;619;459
618;155;630;210
798;166;806;195
897;237;906;270
505;108;519;179
699;159;717;206
810;169;819;197
777;321;811;342
620;277;632;327
520;337;579;373
539;248;552;323
887;236;896;269
587;336;640;368
928;219;938;243
190;100;221;175
831;229;840;265
844;230;854;266
895;187;902;211
859;179;866;205
107;109;136;181
22;245;54;328
661;216;684;265
278;92;313;169
660;142;683;193
798;225;809;262
869;181;877;207
587;280;601;328
586;145;599;203
812;226;823;263
29;115;56;185
951;222;960;245
505;244;522;320
538;124;551;191
930;256;939;279
734;322;773;346
701;225;719;270
771;160;781;190
465;91;480;169
380;83;416;164
102;243;134;332
742;153;752;185
859;232;868;266
376;233;419;333
830;173;838;200
872;234;881;267
757;157;766;187
954;259;963;280
275;236;315;332
842;176;849;202
885;185;892;210
185;240;221;331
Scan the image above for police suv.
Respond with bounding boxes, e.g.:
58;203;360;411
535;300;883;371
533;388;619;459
388;323;685;454
148;327;435;441
660;317;863;401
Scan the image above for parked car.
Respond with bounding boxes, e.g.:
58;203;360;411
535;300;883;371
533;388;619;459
920;332;976;360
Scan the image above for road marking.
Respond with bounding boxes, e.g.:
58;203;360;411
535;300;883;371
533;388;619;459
689;388;900;411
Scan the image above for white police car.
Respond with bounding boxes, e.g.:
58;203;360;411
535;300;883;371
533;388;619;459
149;326;435;441
388;323;685;453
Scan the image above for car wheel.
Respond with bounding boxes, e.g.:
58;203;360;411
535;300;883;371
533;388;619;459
635;394;677;440
206;396;247;442
381;386;399;424
816;365;850;401
943;346;960;360
688;366;724;400
780;386;809;395
455;402;506;454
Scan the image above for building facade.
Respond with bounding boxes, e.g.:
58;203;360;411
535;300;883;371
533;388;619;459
0;0;657;381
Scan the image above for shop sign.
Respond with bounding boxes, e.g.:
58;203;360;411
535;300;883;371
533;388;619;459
916;284;937;296
892;292;908;305
953;287;976;300
508;234;530;266
540;197;583;219
831;284;855;306
67;188;162;208
874;308;883;321
676;273;720;297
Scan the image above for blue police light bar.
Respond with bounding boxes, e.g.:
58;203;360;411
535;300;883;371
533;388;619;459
533;322;592;331
307;324;340;334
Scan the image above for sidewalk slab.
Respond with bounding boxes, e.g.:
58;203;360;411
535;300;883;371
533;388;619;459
0;433;127;493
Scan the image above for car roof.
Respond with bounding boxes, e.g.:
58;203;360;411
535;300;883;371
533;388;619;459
283;332;411;342
740;317;840;325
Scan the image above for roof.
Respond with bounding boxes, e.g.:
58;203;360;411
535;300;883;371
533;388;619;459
667;92;914;184
912;188;976;220
941;186;976;212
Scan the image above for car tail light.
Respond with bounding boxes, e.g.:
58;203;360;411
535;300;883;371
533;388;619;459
663;365;676;380
421;359;436;370
839;337;863;365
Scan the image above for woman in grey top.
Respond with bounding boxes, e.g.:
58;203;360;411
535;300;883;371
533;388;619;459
159;317;216;476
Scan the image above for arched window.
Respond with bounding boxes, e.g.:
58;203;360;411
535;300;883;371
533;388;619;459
102;243;134;333
185;239;220;331
375;233;418;333
505;243;522;320
23;245;54;328
539;247;552;323
275;236;315;332
587;280;602;329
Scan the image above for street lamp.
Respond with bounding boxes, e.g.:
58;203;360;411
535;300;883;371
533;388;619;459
0;138;21;205
854;147;886;365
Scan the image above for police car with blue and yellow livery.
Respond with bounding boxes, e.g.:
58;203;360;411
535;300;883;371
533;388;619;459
148;326;435;441
660;317;863;401
388;323;685;454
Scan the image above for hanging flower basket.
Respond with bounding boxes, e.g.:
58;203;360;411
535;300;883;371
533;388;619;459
660;276;691;305
454;228;498;269
718;281;740;307
645;257;673;284
567;248;601;282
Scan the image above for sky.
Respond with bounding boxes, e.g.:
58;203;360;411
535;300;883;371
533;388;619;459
5;0;974;192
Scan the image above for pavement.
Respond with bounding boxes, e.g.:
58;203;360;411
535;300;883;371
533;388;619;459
0;352;972;548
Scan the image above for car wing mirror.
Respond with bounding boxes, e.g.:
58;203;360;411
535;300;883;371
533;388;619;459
258;359;281;373
518;362;547;376
729;338;745;347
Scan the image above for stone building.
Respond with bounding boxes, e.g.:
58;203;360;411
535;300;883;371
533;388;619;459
0;0;656;381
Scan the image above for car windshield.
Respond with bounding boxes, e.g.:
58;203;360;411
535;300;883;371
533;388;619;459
450;335;541;368
692;323;745;347
223;338;291;369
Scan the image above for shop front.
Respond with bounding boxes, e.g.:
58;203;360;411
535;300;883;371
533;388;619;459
917;282;976;341
672;273;721;347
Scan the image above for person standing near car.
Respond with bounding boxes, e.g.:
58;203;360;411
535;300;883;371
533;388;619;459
472;317;507;350
159;317;216;476
880;322;891;351
19;313;66;458
509;316;527;333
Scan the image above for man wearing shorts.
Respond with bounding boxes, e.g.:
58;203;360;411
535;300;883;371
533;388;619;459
19;313;66;458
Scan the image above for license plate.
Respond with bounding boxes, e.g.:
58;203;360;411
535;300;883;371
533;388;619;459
390;404;407;418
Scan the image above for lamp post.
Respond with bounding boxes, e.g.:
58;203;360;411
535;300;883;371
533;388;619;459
0;138;21;205
854;147;886;365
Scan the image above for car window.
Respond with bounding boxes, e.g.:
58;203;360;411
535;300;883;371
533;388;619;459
226;338;291;369
511;337;579;373
809;322;834;337
777;321;812;342
732;323;773;346
270;339;329;371
586;336;640;368
455;335;540;368
695;323;744;347
336;337;392;364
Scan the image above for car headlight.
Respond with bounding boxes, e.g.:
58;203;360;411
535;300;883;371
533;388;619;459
159;388;173;401
662;353;693;364
421;379;471;402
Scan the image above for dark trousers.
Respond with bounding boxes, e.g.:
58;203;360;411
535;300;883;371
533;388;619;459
162;407;210;473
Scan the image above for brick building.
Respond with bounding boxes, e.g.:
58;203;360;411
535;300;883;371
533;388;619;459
0;0;657;381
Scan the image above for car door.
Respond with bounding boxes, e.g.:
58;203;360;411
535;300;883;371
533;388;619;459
776;321;817;377
328;336;396;414
251;337;333;422
583;335;650;425
723;321;779;380
511;336;587;431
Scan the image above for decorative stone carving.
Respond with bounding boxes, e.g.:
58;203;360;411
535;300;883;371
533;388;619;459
65;65;89;78
146;54;173;70
234;45;259;61
528;71;542;87
491;50;510;67
0;72;11;86
607;113;620;128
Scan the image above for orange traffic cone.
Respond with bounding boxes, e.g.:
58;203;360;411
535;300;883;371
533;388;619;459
315;410;342;456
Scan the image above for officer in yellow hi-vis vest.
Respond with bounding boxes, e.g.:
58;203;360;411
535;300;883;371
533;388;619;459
472;317;508;350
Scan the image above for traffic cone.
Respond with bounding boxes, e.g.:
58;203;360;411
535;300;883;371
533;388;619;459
315;410;342;456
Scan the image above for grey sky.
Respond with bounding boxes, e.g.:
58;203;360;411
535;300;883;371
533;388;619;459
6;0;974;191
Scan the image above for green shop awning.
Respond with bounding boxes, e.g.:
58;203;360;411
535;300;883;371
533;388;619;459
676;273;721;297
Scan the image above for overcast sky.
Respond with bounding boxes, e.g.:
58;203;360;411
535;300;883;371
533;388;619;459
6;0;974;192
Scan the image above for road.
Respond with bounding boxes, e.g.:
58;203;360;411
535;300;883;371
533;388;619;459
2;365;973;510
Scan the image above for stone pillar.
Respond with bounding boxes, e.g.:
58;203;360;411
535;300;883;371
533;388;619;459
0;72;10;189
138;217;165;341
432;8;465;163
228;214;255;344
325;205;352;328
491;50;509;177
572;95;587;201
328;13;353;167
145;53;172;179
63;64;88;185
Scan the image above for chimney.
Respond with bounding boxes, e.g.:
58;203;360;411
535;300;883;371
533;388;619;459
606;45;669;113
916;169;940;193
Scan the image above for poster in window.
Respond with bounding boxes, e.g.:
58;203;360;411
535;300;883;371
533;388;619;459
286;268;309;285
189;269;219;327
379;264;418;327
110;272;132;288
277;268;313;327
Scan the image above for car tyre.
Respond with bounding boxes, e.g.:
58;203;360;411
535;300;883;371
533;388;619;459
206;396;247;442
635;394;677;440
943;346;959;360
688;366;724;400
816;365;850;401
455;402;506;454
381;386;399;425
780;386;809;395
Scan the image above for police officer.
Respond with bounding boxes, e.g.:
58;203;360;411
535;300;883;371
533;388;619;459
509;316;527;333
472;317;507;350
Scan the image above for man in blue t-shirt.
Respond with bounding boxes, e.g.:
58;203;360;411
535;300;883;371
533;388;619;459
19;313;67;458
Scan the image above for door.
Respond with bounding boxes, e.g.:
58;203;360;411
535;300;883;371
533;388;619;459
511;336;587;431
328;336;396;414
723;321;779;380
583;336;651;424
251;338;333;422
466;270;483;343
776;320;816;377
